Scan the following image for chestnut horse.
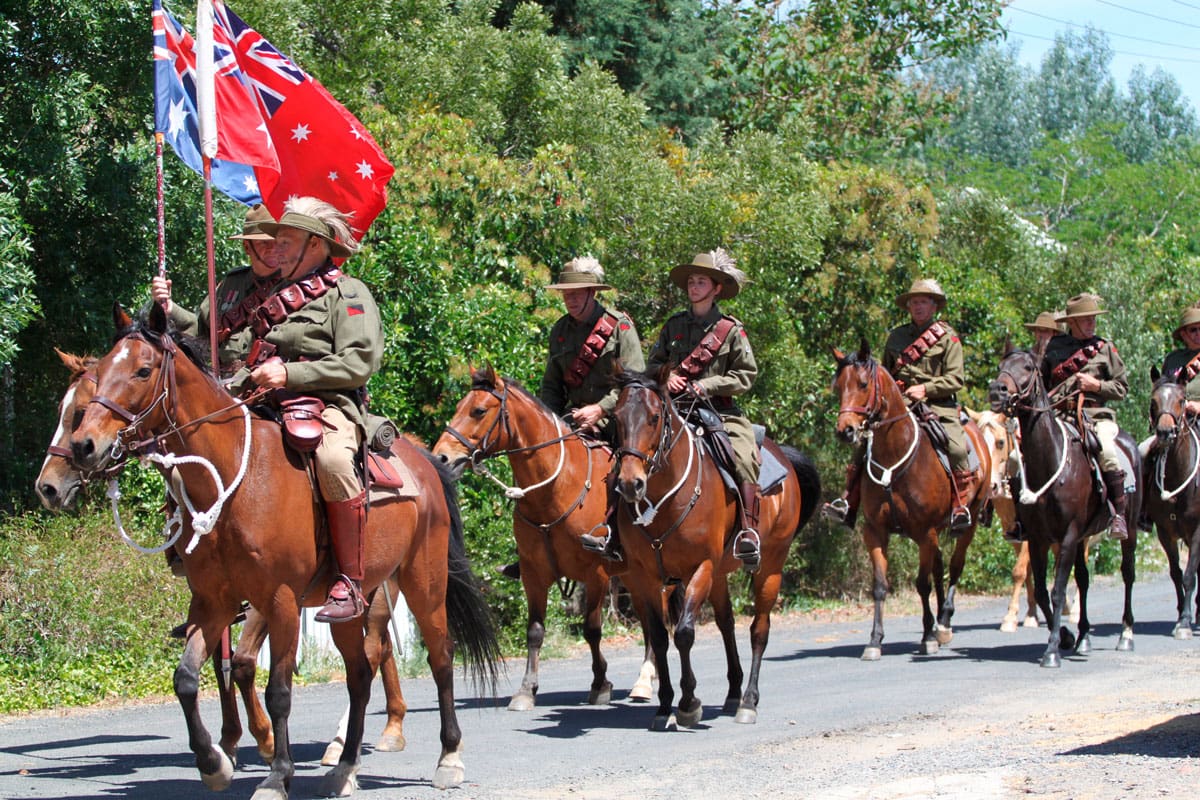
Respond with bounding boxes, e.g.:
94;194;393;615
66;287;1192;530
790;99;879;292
831;344;991;660
433;367;656;710
1145;370;1200;639
611;370;820;729
37;350;410;769
70;305;499;798
989;346;1140;668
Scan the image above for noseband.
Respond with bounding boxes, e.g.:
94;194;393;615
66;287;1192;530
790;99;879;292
88;331;180;459
615;387;677;475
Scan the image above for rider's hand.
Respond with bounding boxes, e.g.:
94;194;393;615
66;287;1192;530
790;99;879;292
1186;400;1200;417
151;276;174;314
666;371;689;395
249;357;288;389
904;383;927;402
570;403;604;432
1075;374;1101;394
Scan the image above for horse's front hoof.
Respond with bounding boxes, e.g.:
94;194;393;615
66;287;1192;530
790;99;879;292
1058;627;1076;651
1040;651;1061;668
200;748;234;791
1173;624;1193;640
375;732;407;752
507;691;535;712
588;681;613;705
321;738;343;767
920;639;940;656
432;744;465;790
1022;615;1039;629
861;646;882;662
675;699;702;728
319;763;360;797
1116;633;1135;652
734;704;758;725
650;713;677;732
1000;619;1018;633
1074;634;1091;656
934;626;953;646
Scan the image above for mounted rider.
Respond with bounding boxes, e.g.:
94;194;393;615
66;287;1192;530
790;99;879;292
825;278;977;532
1158;305;1200;417
1042;293;1129;541
537;257;644;563
642;248;762;571
232;196;384;622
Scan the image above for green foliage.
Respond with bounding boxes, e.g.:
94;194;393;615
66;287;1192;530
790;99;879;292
0;176;39;367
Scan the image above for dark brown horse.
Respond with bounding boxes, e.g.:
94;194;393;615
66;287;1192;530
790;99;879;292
831;344;991;660
37;349;410;769
611;369;820;729
70;305;499;798
989;346;1141;667
433;366;656;710
1145;369;1200;639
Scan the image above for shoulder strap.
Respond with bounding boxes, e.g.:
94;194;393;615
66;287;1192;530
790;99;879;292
1050;341;1103;385
677;317;736;379
894;321;948;369
249;263;344;339
563;312;619;389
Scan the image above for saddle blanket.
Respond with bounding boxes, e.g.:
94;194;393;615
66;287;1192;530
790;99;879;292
367;449;420;503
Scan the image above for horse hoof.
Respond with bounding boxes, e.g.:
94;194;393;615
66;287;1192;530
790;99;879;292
935;627;953;646
1040;652;1061;669
734;705;758;725
257;743;275;765
1116;634;1135;652
200;748;234;792
432;745;465;790
920;640;939;656
1173;625;1193;640
1000;620;1018;633
861;646;882;661
722;697;740;714
675;700;702;728
1058;628;1076;651
588;681;613;705
375;733;407;752
650;713;677;732
250;785;288;800
321;739;343;766
628;679;654;702
319;763;360;797
1022;616;1039;629
507;692;535;712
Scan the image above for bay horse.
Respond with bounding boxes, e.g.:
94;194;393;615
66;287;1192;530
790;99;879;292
70;304;499;798
989;346;1141;667
433;366;656;710
1145;369;1200;639
37;350;410;769
830;344;991;660
611;369;820;729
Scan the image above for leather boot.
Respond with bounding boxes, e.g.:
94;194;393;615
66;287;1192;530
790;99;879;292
949;470;977;534
579;477;624;562
1102;468;1129;541
821;461;862;529
733;481;762;573
316;490;367;623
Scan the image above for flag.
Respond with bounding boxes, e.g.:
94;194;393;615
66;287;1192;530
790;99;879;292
153;0;279;205
213;0;395;236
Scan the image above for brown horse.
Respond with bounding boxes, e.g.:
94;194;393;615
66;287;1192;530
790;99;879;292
36;349;410;769
831;344;990;660
611;369;820;729
70;305;499;798
433;366;656;710
1145;369;1200;639
989;346;1140;668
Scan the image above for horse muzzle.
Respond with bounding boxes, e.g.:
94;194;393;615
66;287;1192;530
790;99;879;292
987;382;1010;414
70;434;117;473
35;470;83;512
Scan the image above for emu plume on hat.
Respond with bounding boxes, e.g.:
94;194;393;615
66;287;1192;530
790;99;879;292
546;256;612;291
669;248;748;299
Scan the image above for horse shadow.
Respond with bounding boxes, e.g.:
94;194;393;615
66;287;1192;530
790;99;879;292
1061;713;1200;758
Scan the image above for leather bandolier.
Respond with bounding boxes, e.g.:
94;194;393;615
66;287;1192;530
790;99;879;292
563;311;618;389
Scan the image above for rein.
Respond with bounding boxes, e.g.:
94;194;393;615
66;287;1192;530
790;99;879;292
841;361;920;489
996;355;1073;505
1152;401;1200;501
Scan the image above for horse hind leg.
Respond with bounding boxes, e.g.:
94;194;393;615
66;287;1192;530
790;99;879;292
862;536;889;661
917;537;941;654
177;623;235;792
1177;538;1200;639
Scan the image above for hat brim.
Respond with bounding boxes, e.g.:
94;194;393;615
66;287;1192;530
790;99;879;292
1023;323;1059;332
258;220;354;258
896;292;946;310
669;263;740;299
546;281;611;291
229;232;274;241
1056;310;1107;321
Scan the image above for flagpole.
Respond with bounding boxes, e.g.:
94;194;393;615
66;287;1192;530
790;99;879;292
155;132;166;284
196;0;221;383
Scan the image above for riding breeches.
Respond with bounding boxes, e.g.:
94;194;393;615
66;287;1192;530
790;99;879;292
1094;418;1120;472
932;405;969;473
316;405;365;501
722;413;760;485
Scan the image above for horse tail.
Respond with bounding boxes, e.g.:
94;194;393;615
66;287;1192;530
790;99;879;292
780;445;822;533
421;449;503;694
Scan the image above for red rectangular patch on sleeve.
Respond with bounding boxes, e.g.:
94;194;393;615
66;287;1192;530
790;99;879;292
347;304;365;316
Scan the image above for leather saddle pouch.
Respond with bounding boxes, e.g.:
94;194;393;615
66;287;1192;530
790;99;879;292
368;451;406;489
279;395;327;453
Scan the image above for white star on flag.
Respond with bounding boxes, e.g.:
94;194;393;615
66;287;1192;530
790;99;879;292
168;98;188;138
258;122;274;150
355;161;374;179
350;125;365;141
291;123;311;143
328;171;339;182
241;174;259;193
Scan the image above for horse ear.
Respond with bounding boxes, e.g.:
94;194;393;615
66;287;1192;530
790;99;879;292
148;300;169;335
831;346;845;364
655;362;673;386
54;347;81;373
1150;365;1161;384
1032;337;1048;364
857;337;871;362
112;302;132;332
1002;335;1014;357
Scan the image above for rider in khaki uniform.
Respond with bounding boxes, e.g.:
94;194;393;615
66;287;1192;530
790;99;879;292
231;197;384;622
825;278;977;532
1043;293;1129;540
152;204;280;373
1159;305;1200;414
644;248;762;570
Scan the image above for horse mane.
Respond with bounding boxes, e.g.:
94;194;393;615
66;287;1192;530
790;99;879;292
469;367;563;421
614;368;664;394
122;310;216;378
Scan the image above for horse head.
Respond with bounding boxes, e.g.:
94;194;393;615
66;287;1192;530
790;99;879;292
1149;366;1189;447
612;369;672;504
434;364;517;477
989;348;1042;417
35;349;100;510
830;339;902;444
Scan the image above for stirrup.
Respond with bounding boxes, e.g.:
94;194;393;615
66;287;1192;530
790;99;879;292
949;507;972;532
579;529;610;554
822;497;850;523
315;576;365;624
733;529;761;573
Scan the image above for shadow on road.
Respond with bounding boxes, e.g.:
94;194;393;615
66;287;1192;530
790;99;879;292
1062;713;1200;758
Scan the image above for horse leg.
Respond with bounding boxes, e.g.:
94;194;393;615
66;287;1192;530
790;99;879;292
366;584;408;753
1027;539;1059;667
1163;530;1187;637
230;609;274;764
862;530;889;661
507;572;549;712
1002;542;1026;632
212;632;243;767
629;616;657;702
252;605;300;800
176;611;236;792
1071;544;1092;655
916;538;939;655
938;528;975;645
736;560;784;725
1042;538;1077;667
320;619;372;797
642;598;676;731
1117;534;1137;651
672;562;714;728
707;575;742;716
582;572;613;705
1177;535;1200;639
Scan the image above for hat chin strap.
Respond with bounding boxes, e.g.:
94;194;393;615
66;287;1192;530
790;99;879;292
278;234;317;281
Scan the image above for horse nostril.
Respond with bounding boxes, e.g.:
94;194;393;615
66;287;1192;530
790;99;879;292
40;484;57;499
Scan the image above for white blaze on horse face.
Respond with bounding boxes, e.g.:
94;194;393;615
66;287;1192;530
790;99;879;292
111;341;132;366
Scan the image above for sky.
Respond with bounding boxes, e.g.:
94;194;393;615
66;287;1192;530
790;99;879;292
1001;0;1200;110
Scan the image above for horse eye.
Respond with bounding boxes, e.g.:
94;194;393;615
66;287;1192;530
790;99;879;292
470;406;487;419
136;366;152;379
72;410;84;429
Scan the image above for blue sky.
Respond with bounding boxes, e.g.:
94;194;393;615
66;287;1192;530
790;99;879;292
1001;0;1200;110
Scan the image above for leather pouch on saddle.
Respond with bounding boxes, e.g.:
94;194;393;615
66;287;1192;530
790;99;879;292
691;406;737;476
276;392;330;453
912;401;950;454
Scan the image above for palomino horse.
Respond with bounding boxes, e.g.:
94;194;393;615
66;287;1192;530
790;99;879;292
37;349;410;769
70;305;499;798
611;369;820;729
969;408;1080;632
831;344;991;660
989;346;1141;667
1145;369;1200;639
433;367;656;710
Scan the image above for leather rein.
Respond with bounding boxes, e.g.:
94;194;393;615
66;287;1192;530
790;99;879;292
838;360;920;489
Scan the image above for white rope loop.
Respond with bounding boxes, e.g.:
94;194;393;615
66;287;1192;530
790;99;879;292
1157;426;1200;501
1018;417;1070;504
864;411;920;490
631;423;698;527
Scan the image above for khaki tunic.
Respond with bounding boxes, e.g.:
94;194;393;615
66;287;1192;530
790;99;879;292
539;303;644;442
1160;348;1200;402
1044;333;1128;471
647;306;759;483
882;319;968;471
167;265;272;370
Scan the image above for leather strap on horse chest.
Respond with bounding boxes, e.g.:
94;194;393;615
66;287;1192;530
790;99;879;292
894;321;947;369
563;312;619;389
249;263;344;339
1051;342;1103;385
677;318;736;379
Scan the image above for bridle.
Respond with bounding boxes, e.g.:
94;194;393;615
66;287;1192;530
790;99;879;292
836;359;919;489
1150;381;1199;501
615;383;701;531
994;352;1073;505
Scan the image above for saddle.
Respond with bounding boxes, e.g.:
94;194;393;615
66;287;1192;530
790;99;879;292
684;406;787;494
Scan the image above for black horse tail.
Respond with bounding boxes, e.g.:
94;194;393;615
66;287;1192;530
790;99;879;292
421;449;503;695
780;445;822;533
